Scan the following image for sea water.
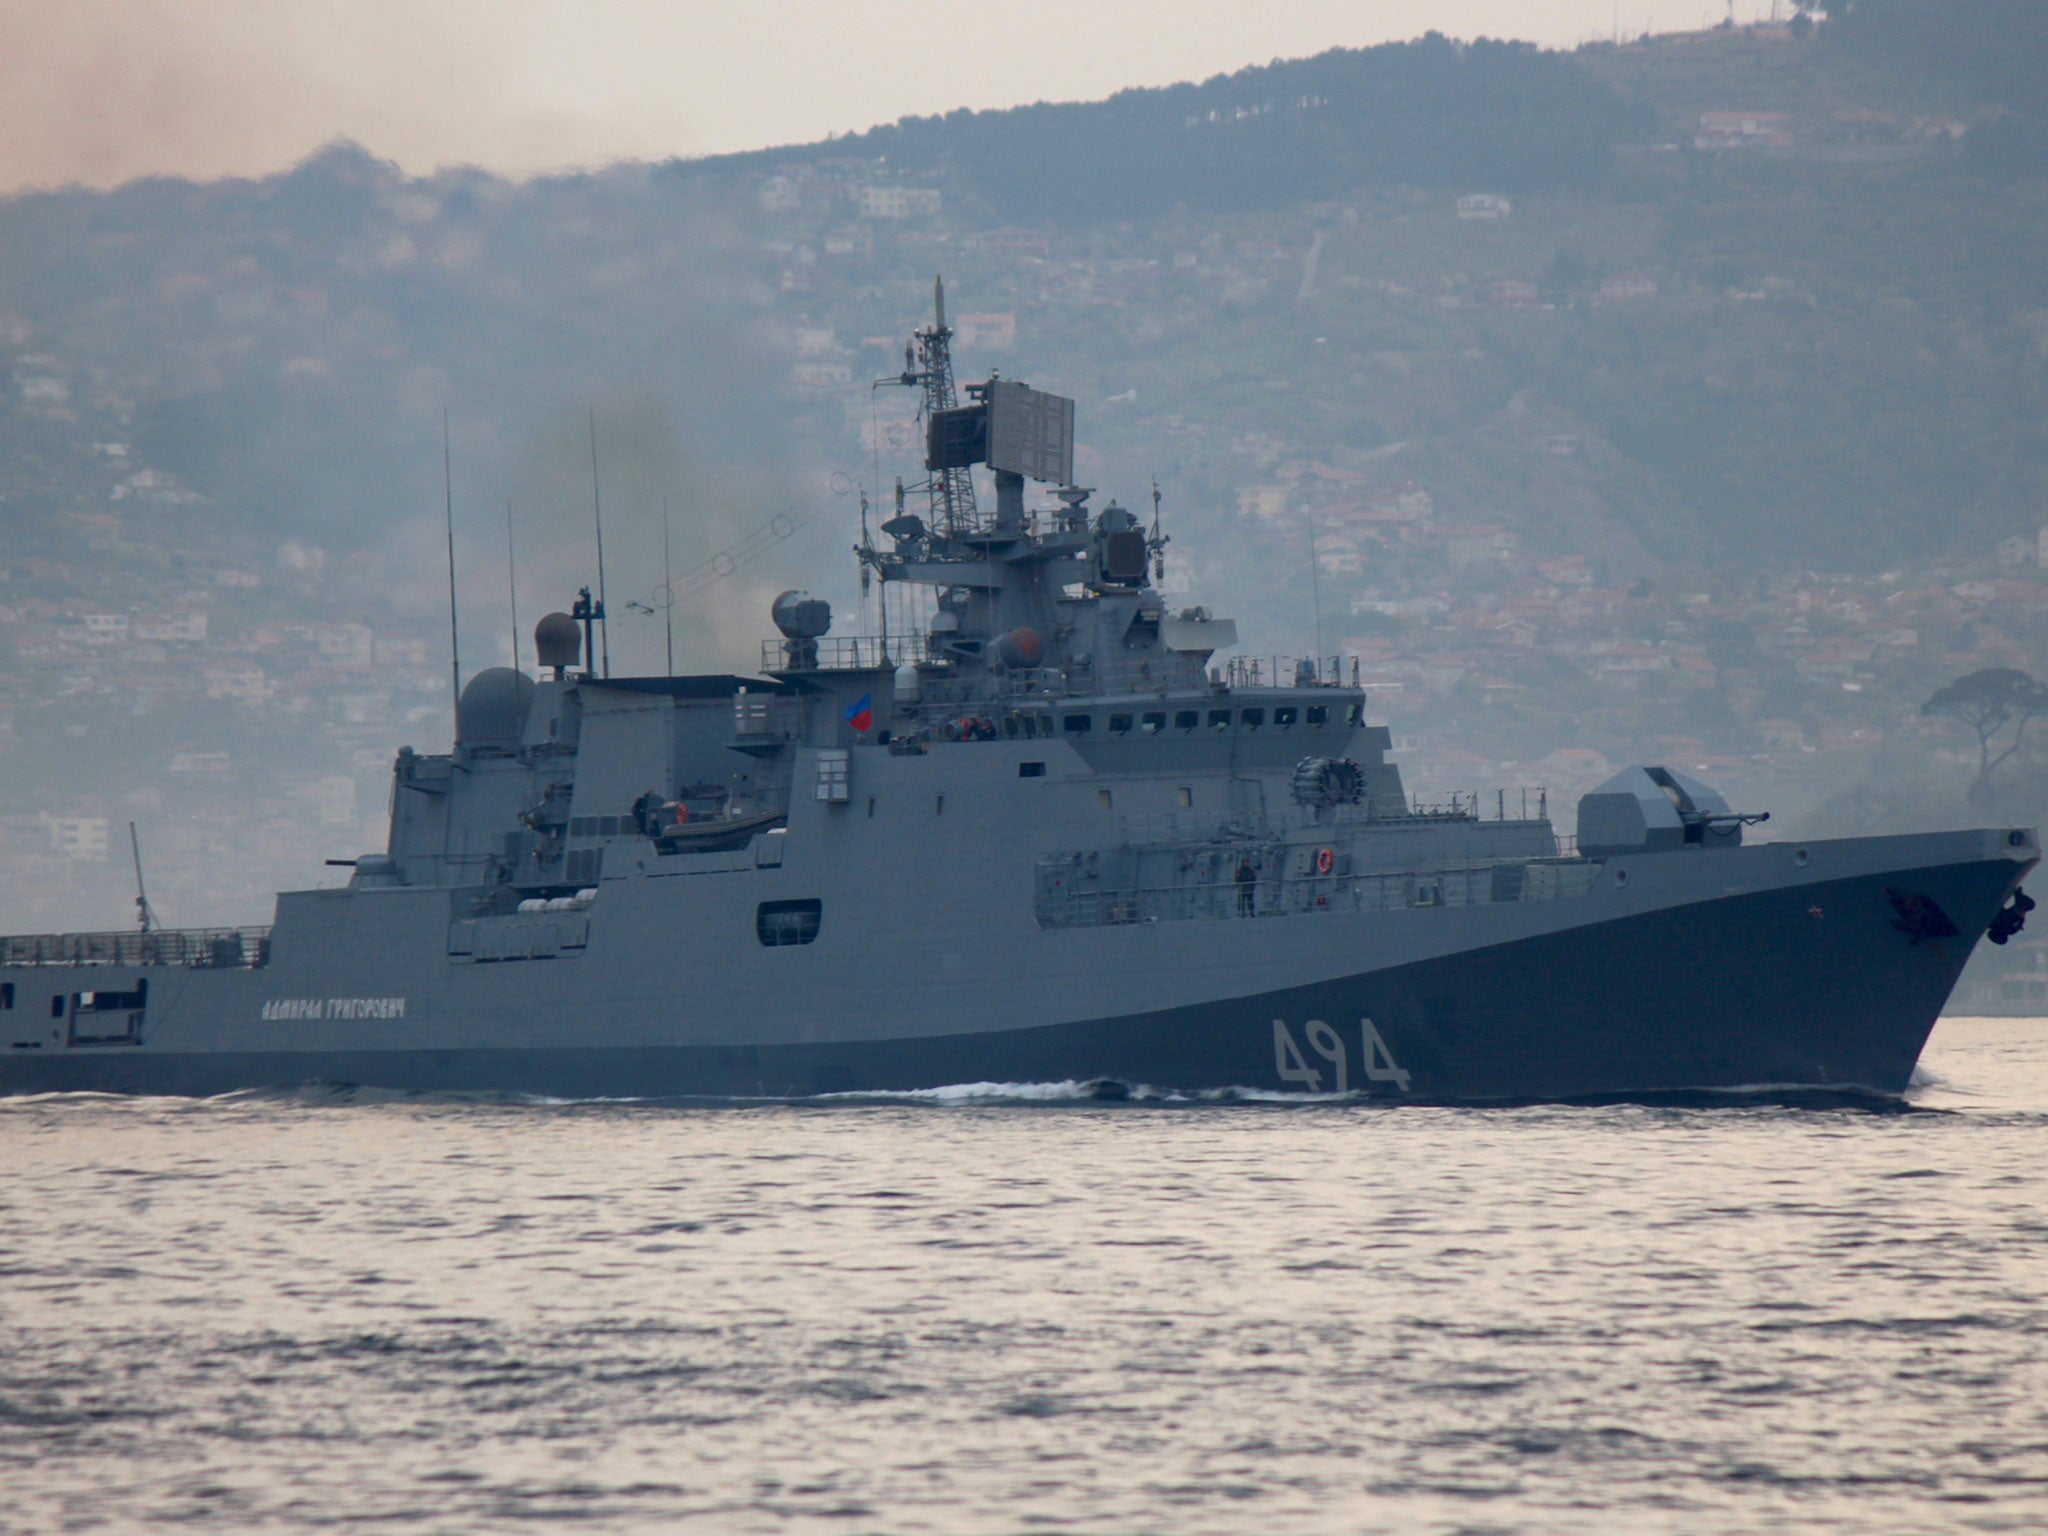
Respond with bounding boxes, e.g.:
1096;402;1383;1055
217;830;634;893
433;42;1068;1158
3;1018;2045;1534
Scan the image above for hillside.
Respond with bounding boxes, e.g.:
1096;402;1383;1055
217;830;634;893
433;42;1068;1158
2;6;2047;931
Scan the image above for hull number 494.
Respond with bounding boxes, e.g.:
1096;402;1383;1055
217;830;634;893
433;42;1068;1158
1272;1017;1411;1093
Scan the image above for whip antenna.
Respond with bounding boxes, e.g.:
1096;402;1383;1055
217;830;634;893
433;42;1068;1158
662;494;675;678
443;408;461;722
129;821;158;934
505;499;520;673
587;408;612;679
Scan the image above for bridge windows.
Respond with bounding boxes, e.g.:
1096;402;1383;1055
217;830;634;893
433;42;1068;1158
1273;706;1297;728
1140;712;1166;734
1208;710;1231;731
1306;705;1329;727
1175;711;1199;731
1240;708;1265;730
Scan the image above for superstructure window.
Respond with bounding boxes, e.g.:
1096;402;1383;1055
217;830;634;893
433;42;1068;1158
1177;787;1193;808
1108;713;1133;734
1347;702;1364;724
1098;790;1114;810
1208;710;1231;731
1019;762;1046;778
1306;705;1329;726
756;899;822;947
1174;710;1199;731
1064;714;1092;735
1240;708;1265;729
1140;712;1166;734
1274;706;1297;727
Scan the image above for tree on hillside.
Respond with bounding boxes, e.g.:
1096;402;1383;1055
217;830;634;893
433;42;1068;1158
1922;668;2048;802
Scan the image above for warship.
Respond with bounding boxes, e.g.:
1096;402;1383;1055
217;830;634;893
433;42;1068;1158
1;286;2036;1102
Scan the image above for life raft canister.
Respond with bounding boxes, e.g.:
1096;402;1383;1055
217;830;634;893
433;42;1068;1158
1314;846;1335;876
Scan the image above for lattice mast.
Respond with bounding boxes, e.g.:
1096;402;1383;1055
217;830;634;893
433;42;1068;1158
902;275;978;534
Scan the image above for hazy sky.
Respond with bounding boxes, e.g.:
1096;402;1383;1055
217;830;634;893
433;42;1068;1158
0;0;1791;195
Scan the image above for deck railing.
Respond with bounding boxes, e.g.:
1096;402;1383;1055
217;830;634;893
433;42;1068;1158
0;927;273;969
1036;860;1599;930
761;634;934;673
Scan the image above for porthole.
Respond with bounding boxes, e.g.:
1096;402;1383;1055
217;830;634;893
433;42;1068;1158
1794;848;1810;867
1613;868;1629;888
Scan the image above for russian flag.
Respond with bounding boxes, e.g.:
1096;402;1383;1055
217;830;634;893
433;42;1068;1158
844;693;873;733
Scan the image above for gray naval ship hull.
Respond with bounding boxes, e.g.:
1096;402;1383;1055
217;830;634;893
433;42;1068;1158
3;827;2029;1103
4;295;2033;1105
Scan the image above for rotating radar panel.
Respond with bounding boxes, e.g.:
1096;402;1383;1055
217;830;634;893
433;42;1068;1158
985;382;1074;484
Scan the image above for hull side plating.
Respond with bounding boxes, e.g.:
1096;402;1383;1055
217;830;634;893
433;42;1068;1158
2;854;2018;1102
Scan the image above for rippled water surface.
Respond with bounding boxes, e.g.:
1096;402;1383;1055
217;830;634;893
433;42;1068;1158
5;1018;2048;1534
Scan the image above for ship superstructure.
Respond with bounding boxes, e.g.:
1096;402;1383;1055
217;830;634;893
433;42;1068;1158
0;288;2035;1101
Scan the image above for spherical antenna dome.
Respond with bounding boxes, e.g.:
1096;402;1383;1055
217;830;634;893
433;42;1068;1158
457;666;535;747
771;590;832;641
995;626;1046;668
534;612;581;672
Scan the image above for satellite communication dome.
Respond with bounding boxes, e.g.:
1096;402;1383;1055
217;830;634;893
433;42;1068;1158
534;612;581;673
456;666;536;748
